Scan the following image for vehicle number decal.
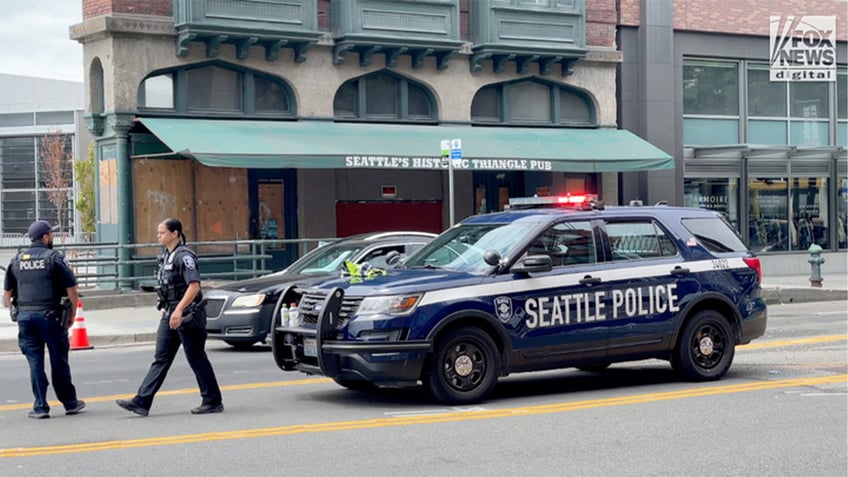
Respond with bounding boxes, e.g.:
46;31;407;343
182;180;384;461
712;258;730;270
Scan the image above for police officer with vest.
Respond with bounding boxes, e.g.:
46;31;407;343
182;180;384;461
117;218;223;416
3;220;85;419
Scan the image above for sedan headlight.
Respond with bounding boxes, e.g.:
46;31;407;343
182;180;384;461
230;293;266;308
357;294;421;316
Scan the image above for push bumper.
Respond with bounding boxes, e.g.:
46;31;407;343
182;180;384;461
273;328;431;387
271;287;431;387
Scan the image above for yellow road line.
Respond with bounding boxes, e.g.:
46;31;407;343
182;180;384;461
2;374;845;458
738;335;847;350
0;334;844;413
0;378;332;412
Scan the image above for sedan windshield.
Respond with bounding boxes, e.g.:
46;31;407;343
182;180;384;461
403;221;539;274
282;242;364;275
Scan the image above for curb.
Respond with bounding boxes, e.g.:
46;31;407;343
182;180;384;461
0;332;158;354
80;294;157;311
762;287;847;305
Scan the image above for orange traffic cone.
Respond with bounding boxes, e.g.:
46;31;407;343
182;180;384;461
70;300;93;350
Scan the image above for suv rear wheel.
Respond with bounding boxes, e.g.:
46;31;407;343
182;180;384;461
674;310;735;381
425;327;499;404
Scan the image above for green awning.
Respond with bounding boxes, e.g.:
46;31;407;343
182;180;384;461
135;118;673;173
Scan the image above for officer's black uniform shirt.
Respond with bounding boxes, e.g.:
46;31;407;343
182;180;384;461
159;244;201;305
4;243;77;309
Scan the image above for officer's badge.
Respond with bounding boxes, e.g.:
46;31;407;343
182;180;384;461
183;256;196;270
494;296;513;323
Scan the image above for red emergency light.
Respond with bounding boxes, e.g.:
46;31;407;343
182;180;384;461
557;194;589;204
507;193;601;210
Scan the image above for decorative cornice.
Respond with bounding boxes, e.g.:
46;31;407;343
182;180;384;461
84;113;105;137
71;14;175;43
104;112;137;137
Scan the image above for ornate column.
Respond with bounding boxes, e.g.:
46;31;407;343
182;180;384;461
108;113;136;289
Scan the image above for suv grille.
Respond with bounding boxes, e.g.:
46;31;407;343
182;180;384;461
298;291;363;329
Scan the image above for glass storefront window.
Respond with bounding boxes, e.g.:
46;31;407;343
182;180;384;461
789;120;829;146
748;120;787;145
748;67;786;117
791;177;829;250
683;61;739;116
684;178;740;228
837;177;847;249
683;118;739;145
789;82;828;118
748;178;788;252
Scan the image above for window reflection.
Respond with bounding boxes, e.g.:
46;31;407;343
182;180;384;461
748;178;788;252
187;66;241;111
254;76;288;112
791;177;829;250
684;178;739;228
139;74;174;109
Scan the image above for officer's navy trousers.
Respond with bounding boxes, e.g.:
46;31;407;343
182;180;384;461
132;314;222;410
17;310;79;414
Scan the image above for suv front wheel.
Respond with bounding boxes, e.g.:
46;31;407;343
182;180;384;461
425;327;500;404
674;310;735;381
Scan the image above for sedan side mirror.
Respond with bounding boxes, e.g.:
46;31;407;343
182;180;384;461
385;250;402;267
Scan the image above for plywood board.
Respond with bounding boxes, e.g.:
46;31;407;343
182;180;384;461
194;163;248;253
133;158;194;254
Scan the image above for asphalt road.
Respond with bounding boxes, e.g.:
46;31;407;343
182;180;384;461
0;301;845;476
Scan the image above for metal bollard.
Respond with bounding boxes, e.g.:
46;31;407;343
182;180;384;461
807;244;825;288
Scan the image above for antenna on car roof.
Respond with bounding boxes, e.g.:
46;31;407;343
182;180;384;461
654;200;668;206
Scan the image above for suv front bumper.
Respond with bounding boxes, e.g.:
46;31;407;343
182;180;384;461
273;327;431;387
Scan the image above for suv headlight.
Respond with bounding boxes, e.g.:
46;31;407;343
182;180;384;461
357;294;421;316
230;293;266;308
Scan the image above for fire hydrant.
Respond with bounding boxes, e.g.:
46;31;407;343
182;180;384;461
808;244;825;288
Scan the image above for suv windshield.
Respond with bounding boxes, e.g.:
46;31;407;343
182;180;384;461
283;242;364;275
403;221;539;274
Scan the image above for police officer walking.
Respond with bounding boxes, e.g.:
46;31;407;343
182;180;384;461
117;218;223;416
3;220;85;419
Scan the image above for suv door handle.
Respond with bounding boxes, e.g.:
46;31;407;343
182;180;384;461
579;275;602;285
670;266;690;276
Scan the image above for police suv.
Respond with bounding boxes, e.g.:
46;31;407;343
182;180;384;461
271;196;767;404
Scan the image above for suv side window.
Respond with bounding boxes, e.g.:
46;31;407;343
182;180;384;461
607;221;678;261
527;221;596;267
681;217;748;253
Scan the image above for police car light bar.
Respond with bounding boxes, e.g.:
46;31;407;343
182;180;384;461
507;194;600;210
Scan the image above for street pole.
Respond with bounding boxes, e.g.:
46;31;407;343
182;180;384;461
448;154;455;226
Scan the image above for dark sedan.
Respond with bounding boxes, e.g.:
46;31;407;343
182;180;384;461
205;231;435;349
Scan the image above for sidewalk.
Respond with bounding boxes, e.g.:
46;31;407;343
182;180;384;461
0;272;845;353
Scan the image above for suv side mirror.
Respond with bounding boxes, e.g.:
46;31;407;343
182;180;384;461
510;255;553;274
